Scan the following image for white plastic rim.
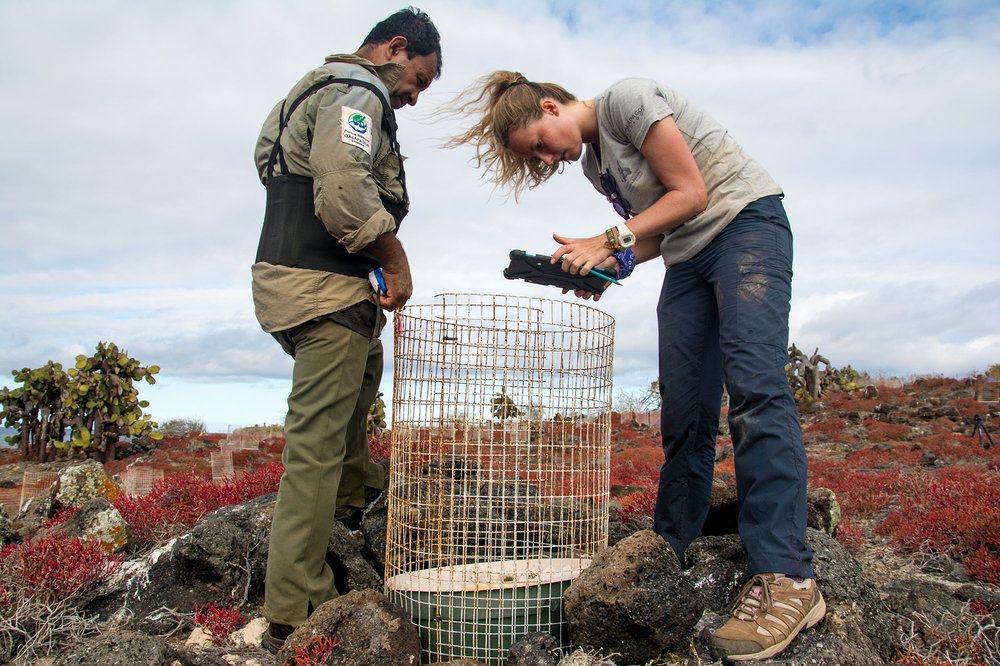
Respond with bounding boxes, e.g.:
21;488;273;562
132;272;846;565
387;557;591;593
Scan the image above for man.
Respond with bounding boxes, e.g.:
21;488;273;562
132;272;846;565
251;7;441;654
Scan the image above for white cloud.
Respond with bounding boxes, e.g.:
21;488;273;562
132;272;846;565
1;0;998;429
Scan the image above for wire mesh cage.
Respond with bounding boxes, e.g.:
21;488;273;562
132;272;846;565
975;374;999;403
385;293;615;664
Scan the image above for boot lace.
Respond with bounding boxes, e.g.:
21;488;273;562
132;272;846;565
727;574;773;621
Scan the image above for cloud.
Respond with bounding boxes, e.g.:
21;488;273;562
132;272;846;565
1;0;998;429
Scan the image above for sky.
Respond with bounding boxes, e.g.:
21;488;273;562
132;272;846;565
1;0;998;432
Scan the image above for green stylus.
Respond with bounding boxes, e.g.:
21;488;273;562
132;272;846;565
559;256;621;285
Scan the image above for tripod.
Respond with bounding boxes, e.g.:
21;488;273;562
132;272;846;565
971;414;995;449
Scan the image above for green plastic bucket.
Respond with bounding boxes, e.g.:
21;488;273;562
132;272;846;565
387;557;588;665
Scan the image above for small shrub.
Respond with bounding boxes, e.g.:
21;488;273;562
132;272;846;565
610;445;661;487
260;436;286;456
877;465;1000;584
216;461;284;505
157;418;205;437
714;455;736;478
820;388;880;413
193;602;246;646
843;443;922;469
115;462;284;544
909;433;983;464
490;386;523;421
811;465;905;519
369;431;390;463
290;635;339;665
114;471;217;542
950;397;989;420
42;506;79;530
969;597;1000;617
0;532;122;603
835;517;867;552
616;488;657;522
609;460;654;488
964;544;1000;586
367;392;387;436
0;530;124;664
863;418;911;443
895;599;999;666
804;416;849;441
230;423;283;442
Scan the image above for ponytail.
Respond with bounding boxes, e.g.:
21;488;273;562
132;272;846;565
441;70;577;199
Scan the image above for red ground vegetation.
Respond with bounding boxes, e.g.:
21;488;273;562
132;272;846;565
863;417;913;442
612;376;1000;587
822;391;881;413
194;602;248;646
114;462;283;543
368;431;390;462
1;374;995;666
3;377;996;598
609;446;660;489
803;416;852;441
616;487;657;522
289;635;340;665
0;532;122;604
878;464;1000;584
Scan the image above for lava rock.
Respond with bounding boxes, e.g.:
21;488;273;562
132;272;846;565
563;530;700;664
277;588;421;666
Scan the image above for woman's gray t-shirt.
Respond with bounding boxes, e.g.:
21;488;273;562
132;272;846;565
581;78;782;266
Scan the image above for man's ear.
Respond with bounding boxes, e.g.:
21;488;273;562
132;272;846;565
387;35;409;58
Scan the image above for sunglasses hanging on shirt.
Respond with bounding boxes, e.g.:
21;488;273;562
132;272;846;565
600;171;632;220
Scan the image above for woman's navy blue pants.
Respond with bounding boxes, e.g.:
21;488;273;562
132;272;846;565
653;195;814;578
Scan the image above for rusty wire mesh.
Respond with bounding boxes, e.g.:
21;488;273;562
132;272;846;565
384;293;614;664
975;375;999;403
19;471;58;510
122;466;164;496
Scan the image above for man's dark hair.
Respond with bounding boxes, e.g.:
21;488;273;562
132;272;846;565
362;6;442;78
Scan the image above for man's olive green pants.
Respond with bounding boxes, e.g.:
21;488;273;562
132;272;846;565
262;318;386;627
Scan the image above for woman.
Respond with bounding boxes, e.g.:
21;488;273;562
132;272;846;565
446;71;825;661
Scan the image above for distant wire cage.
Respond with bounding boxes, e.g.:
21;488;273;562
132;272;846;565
385;293;615;665
975;375;999;403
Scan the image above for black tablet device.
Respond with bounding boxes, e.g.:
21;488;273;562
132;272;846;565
503;250;610;294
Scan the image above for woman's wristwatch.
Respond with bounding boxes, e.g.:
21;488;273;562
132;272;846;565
614;223;636;248
603;223;636;251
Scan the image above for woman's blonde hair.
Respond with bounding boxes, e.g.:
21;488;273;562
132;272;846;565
442;70;577;199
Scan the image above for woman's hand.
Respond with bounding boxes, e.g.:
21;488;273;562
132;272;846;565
551;233;613;276
558;254;620;302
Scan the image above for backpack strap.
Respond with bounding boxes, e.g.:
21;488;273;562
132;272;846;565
265;76;404;190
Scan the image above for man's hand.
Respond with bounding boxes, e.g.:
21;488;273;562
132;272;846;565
367;232;412;311
378;262;412;311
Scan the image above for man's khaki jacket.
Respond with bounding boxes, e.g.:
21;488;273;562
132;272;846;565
251;54;405;333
